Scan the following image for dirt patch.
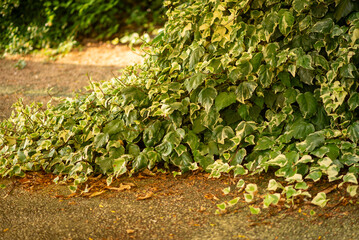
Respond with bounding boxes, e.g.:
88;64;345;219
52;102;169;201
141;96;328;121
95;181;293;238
0;172;358;240
1;44;359;240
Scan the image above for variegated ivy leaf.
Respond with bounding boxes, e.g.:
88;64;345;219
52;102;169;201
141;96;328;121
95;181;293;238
343;173;358;184
235;81;258;104
268;179;283;191
213;125;235;144
296;131;325;153
263;193;281;208
347;185;358;197
198;87;217;112
245;183;258;194
249;206;261;214
311;192;329;208
222;187;231;195
296;92;317;118
227;197;240;207
184;72;206;92
293;0;310;13
244;193;254;203
311;18;334;33
236;179;245;190
215;91;237;111
305;171;322;182
295;182;308;190
279;10;295;36
348;121;359;143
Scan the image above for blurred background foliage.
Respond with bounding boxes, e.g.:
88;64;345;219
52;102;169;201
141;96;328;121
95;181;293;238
0;0;166;55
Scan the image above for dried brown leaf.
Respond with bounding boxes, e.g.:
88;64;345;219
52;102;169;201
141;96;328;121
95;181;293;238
136;191;154;200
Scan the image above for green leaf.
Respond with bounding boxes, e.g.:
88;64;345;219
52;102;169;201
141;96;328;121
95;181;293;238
296;55;314;70
347;185;358;197
236;81;258;103
231;148;247;166
198;87;217;112
113;156;129;176
94;133;110;149
296;92;318;118
293;0;310;12
254;136;276;151
132;152;149;171
249;206;261;214
258;65;274;88
311;18;334;33
235;121;257;140
213;125;235;144
263;193;280;208
311;192;328;208
184;72;206;92
348;93;359;111
215;92;237;111
343;173;358;184
279;11;295;36
348;121;359;143
296;131;325;153
103;119;124;135
289;119;315;140
262;12;279;41
189;45;205;71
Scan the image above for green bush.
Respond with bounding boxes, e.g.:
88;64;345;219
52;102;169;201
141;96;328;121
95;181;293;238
0;0;165;54
0;0;358;204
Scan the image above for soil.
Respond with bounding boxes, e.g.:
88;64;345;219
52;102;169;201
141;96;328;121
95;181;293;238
1;44;359;240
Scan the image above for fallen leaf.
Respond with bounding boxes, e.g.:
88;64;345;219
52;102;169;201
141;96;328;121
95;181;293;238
99;204;104;208
204;193;219;201
89;190;106;198
136;191;154;200
3;228;9;232
126;229;135;234
142;169;156;176
106;183;132;191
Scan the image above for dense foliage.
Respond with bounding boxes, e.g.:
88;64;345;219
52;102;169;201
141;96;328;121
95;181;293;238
1;0;359;208
0;0;165;54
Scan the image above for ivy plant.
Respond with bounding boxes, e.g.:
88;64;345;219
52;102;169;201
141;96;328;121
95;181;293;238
0;0;358;211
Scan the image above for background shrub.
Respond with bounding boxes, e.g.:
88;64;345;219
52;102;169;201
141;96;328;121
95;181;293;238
0;0;165;55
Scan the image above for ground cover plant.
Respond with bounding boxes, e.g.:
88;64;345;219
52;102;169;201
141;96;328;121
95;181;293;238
1;0;359;213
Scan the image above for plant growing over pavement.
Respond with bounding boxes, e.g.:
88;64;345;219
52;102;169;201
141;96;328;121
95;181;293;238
1;0;359;211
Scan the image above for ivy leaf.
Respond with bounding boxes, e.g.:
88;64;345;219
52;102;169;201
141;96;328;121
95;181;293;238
296;92;318;118
254;136;276;151
94;133;110;149
198;87;217;112
258;65;274;88
213;125;235;144
231;148;247;166
289;119;315;140
215;92;237;111
103;119;124;135
348;121;359;143
296;131;325;153
184;72;206;92
311;18;334;33
132;153;149;171
334;0;355;21
189;45;205;71
262;12;279;41
236;81;258;103
348;93;359;111
293;0;310;12
296;55;314;70
279;10;295;36
311;192;328;208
